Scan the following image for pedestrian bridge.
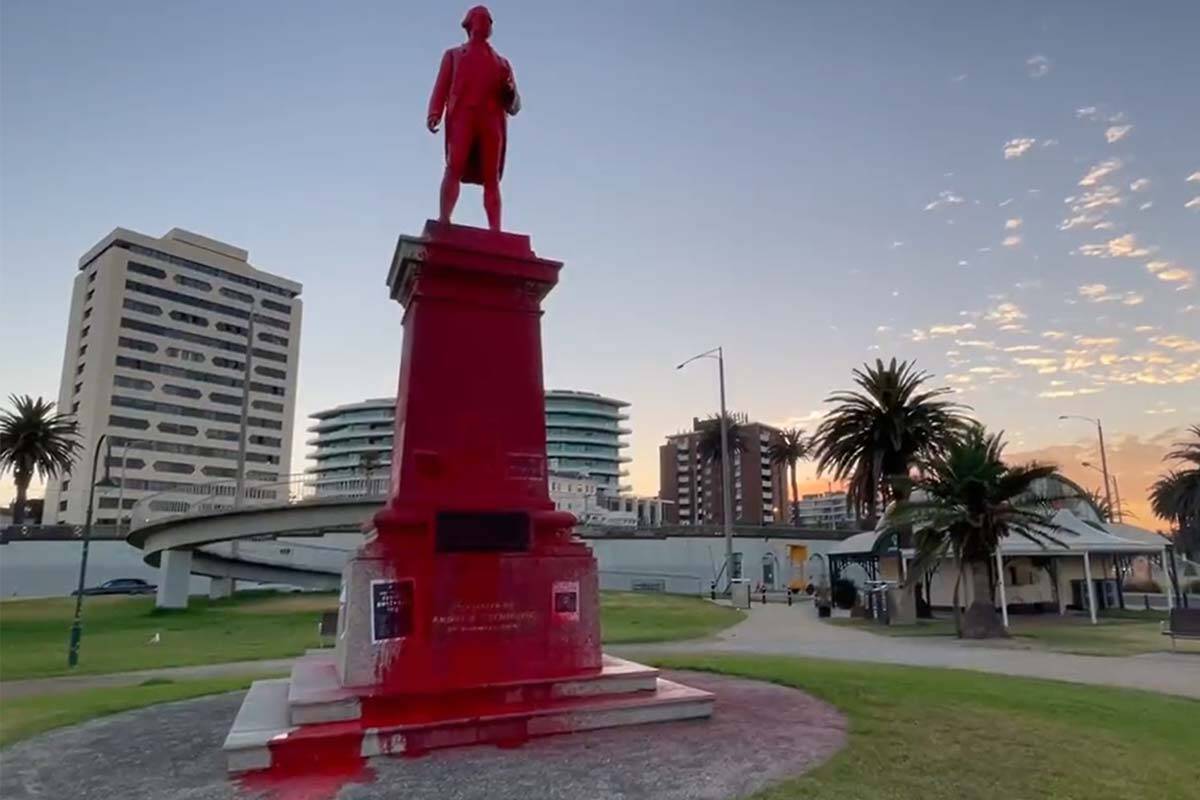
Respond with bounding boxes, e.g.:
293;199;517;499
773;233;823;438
127;474;390;605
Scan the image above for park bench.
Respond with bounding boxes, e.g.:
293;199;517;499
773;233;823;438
1161;608;1200;651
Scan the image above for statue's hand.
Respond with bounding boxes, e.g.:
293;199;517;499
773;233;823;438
427;114;441;133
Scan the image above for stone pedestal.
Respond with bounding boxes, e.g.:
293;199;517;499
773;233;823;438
223;222;712;775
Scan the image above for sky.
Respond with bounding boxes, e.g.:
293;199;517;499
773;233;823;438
2;1;1197;526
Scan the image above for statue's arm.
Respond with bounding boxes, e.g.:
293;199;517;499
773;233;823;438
503;59;521;116
427;50;453;130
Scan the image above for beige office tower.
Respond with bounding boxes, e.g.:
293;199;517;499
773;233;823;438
43;228;302;525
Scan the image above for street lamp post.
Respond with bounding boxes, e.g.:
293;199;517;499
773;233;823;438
1082;461;1123;523
678;346;735;593
235;313;258;508
1059;415;1114;521
67;434;117;668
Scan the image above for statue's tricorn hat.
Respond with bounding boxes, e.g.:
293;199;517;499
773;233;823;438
462;5;492;32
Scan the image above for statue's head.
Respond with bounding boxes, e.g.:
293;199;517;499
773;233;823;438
462;5;493;42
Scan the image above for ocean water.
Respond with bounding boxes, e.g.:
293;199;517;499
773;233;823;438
0;541;210;598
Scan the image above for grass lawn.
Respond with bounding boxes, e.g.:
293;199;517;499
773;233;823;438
0;675;275;748
656;654;1199;800
829;610;1200;656
0;590;742;681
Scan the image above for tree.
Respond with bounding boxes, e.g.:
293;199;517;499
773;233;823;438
880;425;1064;639
767;427;813;526
0;395;82;525
1150;424;1200;558
813;358;968;523
696;413;745;524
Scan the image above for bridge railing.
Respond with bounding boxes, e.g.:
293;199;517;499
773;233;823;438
128;472;391;530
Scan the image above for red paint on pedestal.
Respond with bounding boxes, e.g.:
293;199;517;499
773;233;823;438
369;220;601;692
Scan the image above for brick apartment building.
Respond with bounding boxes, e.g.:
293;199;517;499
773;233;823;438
658;416;788;526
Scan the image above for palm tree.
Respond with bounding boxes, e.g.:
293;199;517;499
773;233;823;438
768;428;812;526
0;395;82;524
813;358;968;523
697;413;745;524
880;425;1064;638
1150;425;1200;558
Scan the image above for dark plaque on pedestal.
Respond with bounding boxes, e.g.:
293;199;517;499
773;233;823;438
371;579;414;643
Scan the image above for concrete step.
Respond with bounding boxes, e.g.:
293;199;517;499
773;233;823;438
226;658;711;774
222;679;294;773
285;653;660;726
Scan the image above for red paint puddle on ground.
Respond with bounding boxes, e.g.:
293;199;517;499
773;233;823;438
235;728;374;800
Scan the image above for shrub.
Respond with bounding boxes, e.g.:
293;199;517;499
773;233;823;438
832;578;858;610
1122;577;1162;593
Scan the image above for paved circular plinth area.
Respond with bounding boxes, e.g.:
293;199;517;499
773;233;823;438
0;671;846;800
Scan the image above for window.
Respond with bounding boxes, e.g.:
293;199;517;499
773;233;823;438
119;335;158;352
123;297;163;316
104;457;145;470
251;347;287;364
212;356;245;371
120;242;297;298
78;344;88;358
169;310;209;327
113;375;153;392
162;384;202;399
127;276;251;324
207;428;240;442
202;465;237;478
258;332;288;347
255;314;290;331
261;298;291;314
249;434;281;447
111;394;279;428
157;421;198;436
255;365;287;380
62;479;70;491
81;325;89;339
109;414;149;430
127;262;167;279
86;289;95;301
59;500;68;512
249;381;285;397
209;391;242;406
174;274;212;292
165;346;205;363
74;382;83;395
116;355;242;389
76;362;85;375
153;461;195;474
216;321;247;337
251;400;283;413
120;317;243;353
87;271;96;284
71;401;79;413
220;286;253;304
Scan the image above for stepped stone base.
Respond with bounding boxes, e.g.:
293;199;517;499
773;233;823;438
224;653;714;774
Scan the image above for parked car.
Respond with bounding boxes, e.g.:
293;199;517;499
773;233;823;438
72;578;156;596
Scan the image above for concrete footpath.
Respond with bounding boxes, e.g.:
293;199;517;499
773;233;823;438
5;604;1199;701
614;603;1200;700
0;658;294;700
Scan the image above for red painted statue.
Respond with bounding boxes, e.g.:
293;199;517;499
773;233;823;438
427;5;521;231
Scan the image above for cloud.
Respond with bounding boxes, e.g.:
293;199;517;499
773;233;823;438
1139;201;1154;211
1002;235;1022;247
985;302;1026;329
1025;55;1051;78
1130;178;1150;192
875;325;893;333
1079;159;1122;187
1077;233;1152;259
1151;335;1200;353
924;190;964;211
928;323;977;336
1014;357;1060;373
1076;106;1099;120
890;240;904;249
1041;330;1068;340
1188;172;1200;182
1075;336;1120;347
1186;197;1200;210
1076;284;1146;305
1003;138;1037;159
1059;185;1122;230
1105;125;1133;143
1123;293;1145;306
1077;283;1108;299
1145;260;1196;287
998;198;1014;208
956;339;998;349
1005;218;1022;230
1004;344;1042;352
1038;388;1101;398
1041;139;1059;148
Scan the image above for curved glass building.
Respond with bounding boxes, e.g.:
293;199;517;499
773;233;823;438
307;390;631;493
544;390;631;493
306;398;395;484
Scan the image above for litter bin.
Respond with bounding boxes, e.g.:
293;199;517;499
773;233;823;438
730;579;752;609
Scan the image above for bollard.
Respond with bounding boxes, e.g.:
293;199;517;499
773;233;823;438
1144;594;1150;611
710;583;717;601
761;588;767;606
787;589;793;607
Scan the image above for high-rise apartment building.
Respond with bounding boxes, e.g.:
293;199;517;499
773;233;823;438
305;390;632;492
43;228;302;524
658;416;787;526
544;390;630;493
